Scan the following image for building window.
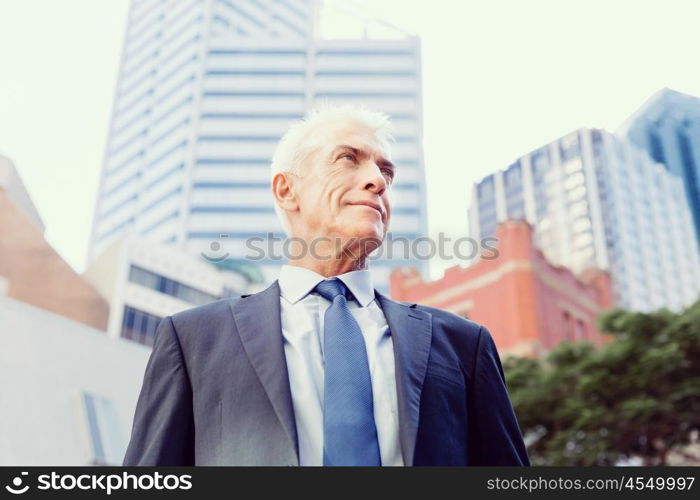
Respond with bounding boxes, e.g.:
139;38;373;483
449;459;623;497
531;147;550;175
121;306;162;346
128;265;218;305
504;161;522;190
559;132;581;162
80;393;124;466
507;198;525;220
575;319;585;340
479;211;498;239
478;175;495;199
648;128;666;165
562;311;571;341
677;129;700;240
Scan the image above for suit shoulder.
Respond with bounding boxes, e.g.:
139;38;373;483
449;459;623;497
168;296;242;332
411;303;484;339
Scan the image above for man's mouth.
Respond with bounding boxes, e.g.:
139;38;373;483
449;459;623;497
349;201;384;217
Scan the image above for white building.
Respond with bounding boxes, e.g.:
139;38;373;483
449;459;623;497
89;0;428;291
468;128;700;312
0;295;149;465
84;234;261;345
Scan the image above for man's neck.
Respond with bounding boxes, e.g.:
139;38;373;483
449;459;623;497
286;256;368;277
283;232;382;277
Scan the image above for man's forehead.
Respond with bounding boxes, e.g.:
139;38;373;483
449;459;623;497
324;124;391;158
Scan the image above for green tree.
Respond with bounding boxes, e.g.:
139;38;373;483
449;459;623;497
503;298;700;465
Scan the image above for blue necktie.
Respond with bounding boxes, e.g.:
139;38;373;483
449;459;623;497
313;278;381;466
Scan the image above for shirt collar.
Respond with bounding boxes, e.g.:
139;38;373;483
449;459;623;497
278;264;376;307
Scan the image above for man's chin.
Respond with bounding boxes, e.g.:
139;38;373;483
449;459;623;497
348;222;384;237
345;227;385;253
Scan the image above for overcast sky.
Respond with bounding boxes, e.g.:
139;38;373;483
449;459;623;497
1;0;699;278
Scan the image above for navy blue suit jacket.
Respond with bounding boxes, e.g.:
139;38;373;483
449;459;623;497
123;280;530;466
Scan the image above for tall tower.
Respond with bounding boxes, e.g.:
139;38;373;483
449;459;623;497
618;88;700;251
90;0;427;291
468;128;700;312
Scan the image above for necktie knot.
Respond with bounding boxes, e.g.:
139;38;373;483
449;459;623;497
313;278;352;303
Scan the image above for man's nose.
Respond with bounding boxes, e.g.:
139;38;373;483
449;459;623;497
363;163;387;196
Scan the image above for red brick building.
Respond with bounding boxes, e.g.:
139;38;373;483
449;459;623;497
390;220;613;357
0;156;109;330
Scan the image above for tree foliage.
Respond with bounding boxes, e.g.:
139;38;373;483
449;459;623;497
503;298;700;465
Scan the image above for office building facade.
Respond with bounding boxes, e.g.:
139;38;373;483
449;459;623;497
468;128;700;312
84;234;261;346
618;88;700;250
0;295;150;465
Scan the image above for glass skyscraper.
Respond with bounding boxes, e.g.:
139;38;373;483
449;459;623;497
618;88;700;251
89;0;428;291
468;128;700;312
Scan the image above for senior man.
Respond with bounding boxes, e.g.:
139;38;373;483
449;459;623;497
123;105;529;466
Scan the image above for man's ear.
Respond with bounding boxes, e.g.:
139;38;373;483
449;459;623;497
271;171;299;212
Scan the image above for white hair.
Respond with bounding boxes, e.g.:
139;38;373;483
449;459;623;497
270;103;395;236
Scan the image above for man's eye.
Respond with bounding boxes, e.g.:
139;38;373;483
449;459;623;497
381;168;395;180
340;154;355;161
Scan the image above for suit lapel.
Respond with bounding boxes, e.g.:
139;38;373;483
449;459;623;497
376;291;432;466
229;280;299;463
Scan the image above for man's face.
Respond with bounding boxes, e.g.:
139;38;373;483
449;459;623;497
291;122;395;249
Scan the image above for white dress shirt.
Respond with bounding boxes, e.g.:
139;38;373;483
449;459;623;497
277;264;404;466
